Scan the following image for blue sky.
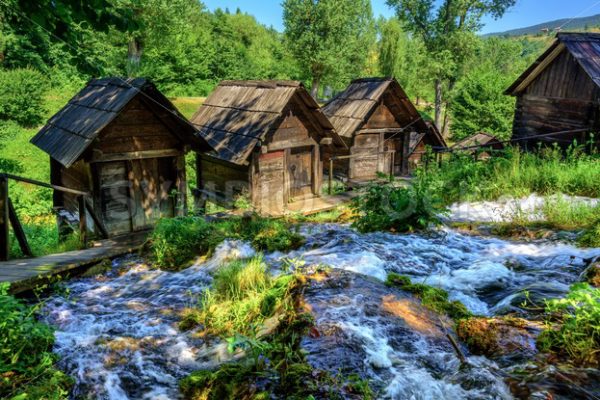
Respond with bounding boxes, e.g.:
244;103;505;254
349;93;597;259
202;0;600;34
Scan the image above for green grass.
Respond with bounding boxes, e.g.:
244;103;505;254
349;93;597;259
9;215;82;259
537;283;600;367
430;146;600;205
0;283;73;399
385;273;472;320
170;97;205;119
150;215;305;270
179;256;302;336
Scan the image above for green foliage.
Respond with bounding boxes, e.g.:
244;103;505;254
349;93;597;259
0;283;73;399
579;220;600;248
352;173;447;233
283;0;376;95
9;216;81;259
150;216;304;270
0;121;23;173
0;68;48;126
450;68;515;140
429;146;600;205
150;217;217;270
537;283;600;366
386;273;472;320
180;256;302;337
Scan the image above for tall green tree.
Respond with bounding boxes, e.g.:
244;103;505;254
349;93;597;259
283;0;375;97
386;0;516;131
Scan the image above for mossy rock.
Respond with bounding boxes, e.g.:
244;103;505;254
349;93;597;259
81;258;112;277
582;260;600;287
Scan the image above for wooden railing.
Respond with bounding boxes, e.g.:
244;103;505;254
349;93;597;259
0;173;108;261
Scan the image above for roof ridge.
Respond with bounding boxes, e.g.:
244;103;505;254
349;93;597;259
218;80;302;88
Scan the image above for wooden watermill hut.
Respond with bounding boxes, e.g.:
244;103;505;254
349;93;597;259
31;77;210;237
322;77;446;182
506;33;600;150
191;80;344;215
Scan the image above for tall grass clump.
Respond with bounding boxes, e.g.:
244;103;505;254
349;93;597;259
537;283;600;366
0;283;72;398
180;256;303;336
430;145;600;204
352;172;447;233
9;215;82;259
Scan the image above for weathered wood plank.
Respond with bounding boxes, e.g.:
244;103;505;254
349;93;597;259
0;177;8;261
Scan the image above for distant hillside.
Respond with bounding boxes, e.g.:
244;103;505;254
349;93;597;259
486;13;600;37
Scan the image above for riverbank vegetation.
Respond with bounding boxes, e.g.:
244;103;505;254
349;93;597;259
150;216;304;270
0;283;72;399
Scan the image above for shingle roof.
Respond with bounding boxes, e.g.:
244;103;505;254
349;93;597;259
452;132;504;150
323;77;446;149
506;32;600;95
190;80;341;165
31;77;208;168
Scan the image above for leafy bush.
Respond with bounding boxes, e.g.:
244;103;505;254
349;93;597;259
0;68;48;126
150;217;219;270
0;283;72;399
579;220;600;248
386;273;472;320
0;121;23;173
9;215;81;259
352;173;447;233
537;283;600;366
180;256;302;336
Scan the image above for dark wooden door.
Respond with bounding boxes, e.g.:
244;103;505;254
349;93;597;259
99;161;132;235
287;147;313;199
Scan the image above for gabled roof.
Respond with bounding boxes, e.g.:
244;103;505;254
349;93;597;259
31;77;208;168
452;132;504;150
506;32;600;96
323;77;446;148
191;80;341;165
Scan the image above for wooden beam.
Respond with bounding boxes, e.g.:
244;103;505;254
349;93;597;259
78;195;87;246
401;132;411;176
266;137;317;152
175;155;187;216
91;149;182;163
0;173;89;196
358;127;404;135
84;198;108;239
7;198;32;258
0;177;9;261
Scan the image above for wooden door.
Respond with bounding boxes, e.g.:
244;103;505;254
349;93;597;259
129;157;177;231
287;147;313;199
99;161;132;235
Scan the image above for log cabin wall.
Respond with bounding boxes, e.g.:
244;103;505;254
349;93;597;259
197;154;250;204
507;33;600;150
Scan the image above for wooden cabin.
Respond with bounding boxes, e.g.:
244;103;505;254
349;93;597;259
451;132;505;159
31;78;210;237
506;33;600;150
191;80;344;215
322;78;446;181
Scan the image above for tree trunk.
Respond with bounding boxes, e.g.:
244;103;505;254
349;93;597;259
441;104;450;137
310;75;321;100
434;79;443;130
127;37;144;77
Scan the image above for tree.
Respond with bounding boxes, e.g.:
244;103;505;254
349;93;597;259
283;0;375;97
385;0;516;130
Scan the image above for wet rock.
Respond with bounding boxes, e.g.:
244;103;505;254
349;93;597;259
580;258;600;287
456;317;542;360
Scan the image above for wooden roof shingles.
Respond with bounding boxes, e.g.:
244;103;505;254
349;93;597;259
31;77;206;168
506;32;600;95
191;80;339;165
323;77;446;149
452;132;504;150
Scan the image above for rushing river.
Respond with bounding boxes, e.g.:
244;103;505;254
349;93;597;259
41;221;600;399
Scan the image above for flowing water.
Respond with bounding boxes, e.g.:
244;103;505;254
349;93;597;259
40;218;600;399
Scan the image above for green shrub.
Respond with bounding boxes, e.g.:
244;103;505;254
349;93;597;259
352;173;447;233
0;283;73;399
537;283;600;366
9;215;81;259
0;68;48;126
386;273;472;320
150;217;220;270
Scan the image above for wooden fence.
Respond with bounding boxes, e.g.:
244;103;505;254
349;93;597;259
0;173;108;261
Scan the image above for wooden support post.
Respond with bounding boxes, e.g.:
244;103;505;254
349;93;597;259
401;132;411;176
84;198;108;239
8;198;32;257
328;158;333;195
78;195;87;247
437;152;443;169
194;154;206;214
0;177;9;261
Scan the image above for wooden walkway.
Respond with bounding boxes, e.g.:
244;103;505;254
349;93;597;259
286;191;360;215
0;232;148;294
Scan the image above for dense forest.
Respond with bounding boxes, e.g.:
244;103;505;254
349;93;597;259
0;0;549;219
